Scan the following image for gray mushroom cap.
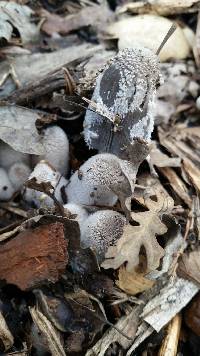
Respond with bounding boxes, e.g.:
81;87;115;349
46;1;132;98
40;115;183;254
83;47;159;161
65;153;123;207
8;162;31;190
33;126;69;175
80;210;126;263
65;153;137;215
0;168;15;201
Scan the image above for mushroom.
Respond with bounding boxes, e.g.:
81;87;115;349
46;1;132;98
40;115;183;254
0;168;14;201
65;153;136;213
63;203;88;223
0;140;30;170
24;161;67;208
80;210;126;263
33;126;69;175
8;162;31;190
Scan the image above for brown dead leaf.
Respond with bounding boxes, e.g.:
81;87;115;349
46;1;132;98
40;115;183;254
116;266;154;295
178;248;200;285
158;167;192;207
150;142;181;168
135;174;174;214
0;106;48;155
40;4;112;36
0;2;39;44
183;158;200;192
102;192;167;272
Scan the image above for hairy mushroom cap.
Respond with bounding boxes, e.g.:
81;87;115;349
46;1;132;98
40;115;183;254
83;47;159;161
33;126;69;175
8;162;31;190
0;168;14;201
65;153;123;207
63;203;88;223
80;210;126;263
0;140;30;170
24;161;67;208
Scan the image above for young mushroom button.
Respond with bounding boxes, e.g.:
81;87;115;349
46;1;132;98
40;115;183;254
65;153;125;207
0;168;15;201
33;126;69;176
80;210;126;264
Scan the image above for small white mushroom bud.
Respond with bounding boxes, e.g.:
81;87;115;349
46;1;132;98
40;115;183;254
0;168;14;201
80;210;126;263
65;153;136;212
8;162;31;190
63;203;88;223
33;126;69;175
0;140;30;170
24;161;67;208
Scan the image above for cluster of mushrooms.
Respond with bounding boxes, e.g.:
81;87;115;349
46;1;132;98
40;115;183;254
0;47;161;263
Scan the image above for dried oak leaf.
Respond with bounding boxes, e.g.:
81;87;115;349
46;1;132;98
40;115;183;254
101;195;167;272
0;2;39;44
116;266;154;295
0;106;47;155
178;248;200;285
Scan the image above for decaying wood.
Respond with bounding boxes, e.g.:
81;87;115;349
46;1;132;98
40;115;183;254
0;44;101;99
86;306;141;356
0;222;68;290
141;277;198;332
158;313;182;356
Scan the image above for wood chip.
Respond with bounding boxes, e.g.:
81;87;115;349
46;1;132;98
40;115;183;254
0;222;68;290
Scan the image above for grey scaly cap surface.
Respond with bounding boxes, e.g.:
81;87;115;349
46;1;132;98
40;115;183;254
80;210;126;263
84;47;160;162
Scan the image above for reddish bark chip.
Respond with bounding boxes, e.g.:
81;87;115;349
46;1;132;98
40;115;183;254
0;222;68;290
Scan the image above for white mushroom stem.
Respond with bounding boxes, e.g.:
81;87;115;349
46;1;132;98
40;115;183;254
33;126;69;175
24;161;68;208
8;162;31;190
0;140;30;170
80;210;126;263
63;203;88;223
0;168;14;201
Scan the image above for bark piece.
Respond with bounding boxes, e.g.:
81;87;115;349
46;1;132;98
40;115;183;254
141;278;199;332
0;222;68;290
